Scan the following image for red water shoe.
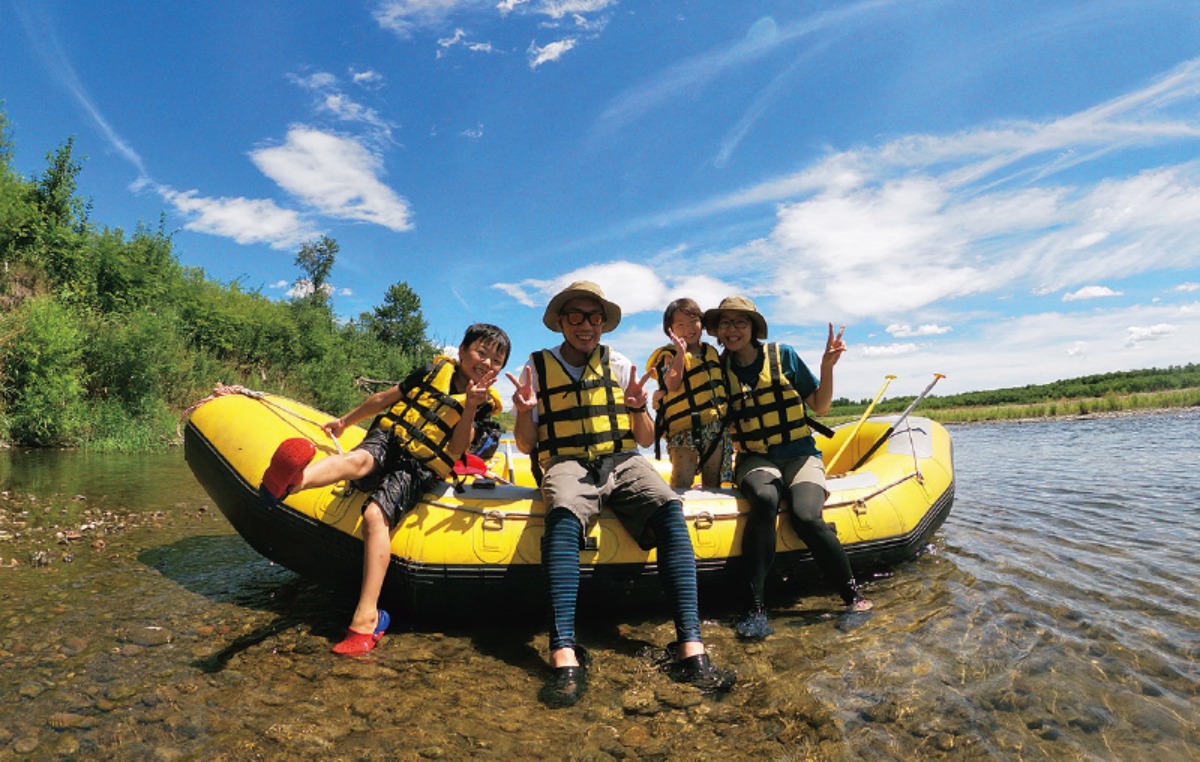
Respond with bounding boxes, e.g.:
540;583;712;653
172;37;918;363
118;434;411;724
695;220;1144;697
260;438;316;502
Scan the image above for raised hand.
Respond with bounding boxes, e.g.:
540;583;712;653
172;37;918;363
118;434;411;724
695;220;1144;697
823;323;847;367
625;370;655;409
506;367;537;413
466;369;499;408
668;328;688;355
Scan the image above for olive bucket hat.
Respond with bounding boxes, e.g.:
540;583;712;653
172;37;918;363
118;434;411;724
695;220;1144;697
703;295;768;338
542;281;623;332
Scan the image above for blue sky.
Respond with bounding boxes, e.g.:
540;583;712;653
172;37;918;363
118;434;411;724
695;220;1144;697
4;0;1199;402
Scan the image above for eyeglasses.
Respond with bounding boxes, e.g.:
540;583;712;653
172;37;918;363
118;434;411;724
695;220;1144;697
562;310;605;326
717;317;751;330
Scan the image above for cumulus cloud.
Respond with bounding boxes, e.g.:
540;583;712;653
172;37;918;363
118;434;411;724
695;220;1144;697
1125;323;1178;347
251;127;414;231
1173;282;1200;292
528;38;577;68
494;260;742;322
157;187;319;249
1063;285;1123;301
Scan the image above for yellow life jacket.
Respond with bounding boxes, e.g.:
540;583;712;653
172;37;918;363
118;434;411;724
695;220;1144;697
724;342;811;454
376;356;495;477
646;342;726;435
533;346;638;465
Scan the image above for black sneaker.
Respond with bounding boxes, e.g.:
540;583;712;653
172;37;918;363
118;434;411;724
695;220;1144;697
664;652;736;694
539;645;591;708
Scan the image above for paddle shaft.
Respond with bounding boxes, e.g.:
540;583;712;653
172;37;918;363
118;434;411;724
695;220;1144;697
828;374;896;475
848;373;945;472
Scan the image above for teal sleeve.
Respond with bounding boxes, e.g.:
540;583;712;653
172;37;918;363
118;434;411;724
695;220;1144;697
779;344;818;400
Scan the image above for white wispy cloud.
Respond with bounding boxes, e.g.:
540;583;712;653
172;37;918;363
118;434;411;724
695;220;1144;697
251;126;414;231
528;38;576;68
157;187;319;249
597;0;895;136
886;324;952;338
1172;282;1200;292
14;4;149;181
1063;285;1123;302
373;0;478;37
289;70;395;144
604;57;1200;329
437;28;496;57
860;343;919;358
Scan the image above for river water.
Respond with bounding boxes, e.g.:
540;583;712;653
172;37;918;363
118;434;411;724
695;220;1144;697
0;411;1197;760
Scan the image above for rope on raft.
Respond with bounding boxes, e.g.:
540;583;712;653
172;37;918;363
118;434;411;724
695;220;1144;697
178;384;344;453
418;469;924;523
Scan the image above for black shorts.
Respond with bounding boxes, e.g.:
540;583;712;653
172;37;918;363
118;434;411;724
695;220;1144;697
351;428;439;528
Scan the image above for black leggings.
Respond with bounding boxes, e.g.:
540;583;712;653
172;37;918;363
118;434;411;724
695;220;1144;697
739;469;855;607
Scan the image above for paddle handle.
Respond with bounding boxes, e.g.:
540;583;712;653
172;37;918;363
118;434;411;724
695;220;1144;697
848;374;944;472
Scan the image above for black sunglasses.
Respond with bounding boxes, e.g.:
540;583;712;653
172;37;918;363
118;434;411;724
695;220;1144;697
561;310;605;326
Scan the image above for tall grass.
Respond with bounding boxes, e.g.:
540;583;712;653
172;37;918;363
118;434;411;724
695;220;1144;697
922;388;1200;424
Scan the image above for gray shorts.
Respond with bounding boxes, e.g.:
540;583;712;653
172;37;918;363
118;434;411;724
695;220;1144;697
541;452;677;550
351;428;439;528
733;452;827;495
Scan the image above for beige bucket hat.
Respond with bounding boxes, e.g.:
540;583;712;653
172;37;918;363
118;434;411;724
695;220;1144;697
542;281;622;332
703;295;768;338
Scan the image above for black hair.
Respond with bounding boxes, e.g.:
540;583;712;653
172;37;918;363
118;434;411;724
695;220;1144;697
661;298;703;336
461;323;511;365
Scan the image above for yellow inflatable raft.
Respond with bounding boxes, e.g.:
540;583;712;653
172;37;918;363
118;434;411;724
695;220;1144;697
183;387;954;614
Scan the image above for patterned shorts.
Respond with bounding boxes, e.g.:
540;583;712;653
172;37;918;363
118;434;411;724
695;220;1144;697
351;428;439;528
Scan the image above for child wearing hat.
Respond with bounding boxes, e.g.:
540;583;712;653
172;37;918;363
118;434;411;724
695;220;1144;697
705;296;872;640
507;281;735;707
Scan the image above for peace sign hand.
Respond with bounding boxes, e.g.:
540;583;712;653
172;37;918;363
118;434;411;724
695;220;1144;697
625;370;654;409
823;323;847;368
466;369;498;408
506;367;537;413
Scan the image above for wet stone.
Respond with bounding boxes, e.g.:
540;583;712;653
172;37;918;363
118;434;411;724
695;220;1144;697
622;688;661;715
122;626;174;647
655;684;704;710
19;681;46;698
14;736;40;754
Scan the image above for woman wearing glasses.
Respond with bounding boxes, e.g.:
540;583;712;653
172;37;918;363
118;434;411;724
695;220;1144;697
704;296;872;641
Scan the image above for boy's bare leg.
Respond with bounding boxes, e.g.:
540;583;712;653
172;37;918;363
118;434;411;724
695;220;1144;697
299;450;375;492
347;502;391;633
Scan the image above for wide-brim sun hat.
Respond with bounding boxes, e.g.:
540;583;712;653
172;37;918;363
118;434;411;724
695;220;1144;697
703;295;768;338
542;280;622;332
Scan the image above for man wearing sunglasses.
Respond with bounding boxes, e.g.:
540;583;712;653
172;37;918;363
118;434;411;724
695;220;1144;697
508;281;735;708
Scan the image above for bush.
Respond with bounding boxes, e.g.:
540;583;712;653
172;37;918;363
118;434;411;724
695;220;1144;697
0;296;88;445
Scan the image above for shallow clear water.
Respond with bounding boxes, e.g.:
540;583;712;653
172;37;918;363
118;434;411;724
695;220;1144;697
0;410;1197;760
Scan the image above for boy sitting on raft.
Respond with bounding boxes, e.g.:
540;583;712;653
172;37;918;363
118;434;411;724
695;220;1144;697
259;323;510;655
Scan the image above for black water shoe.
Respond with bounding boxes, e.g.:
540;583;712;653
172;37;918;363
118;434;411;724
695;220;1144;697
664;651;736;694
539;645;591;708
734;609;775;640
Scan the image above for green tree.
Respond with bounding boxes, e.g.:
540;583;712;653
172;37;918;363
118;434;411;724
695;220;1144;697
294;235;338;304
364;281;432;358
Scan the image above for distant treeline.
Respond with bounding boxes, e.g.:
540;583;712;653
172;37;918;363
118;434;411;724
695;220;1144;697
0;112;437;450
828;364;1200;418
